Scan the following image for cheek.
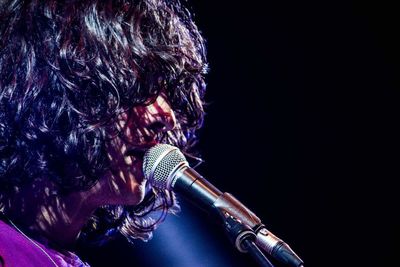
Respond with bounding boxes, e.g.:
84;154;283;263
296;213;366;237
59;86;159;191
104;124;150;205
106;138;145;185
110;157;145;189
97;150;147;205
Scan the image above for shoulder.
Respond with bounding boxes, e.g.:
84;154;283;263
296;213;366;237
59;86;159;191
0;219;46;266
0;220;69;267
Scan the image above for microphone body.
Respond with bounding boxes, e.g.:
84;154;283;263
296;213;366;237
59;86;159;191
143;144;304;267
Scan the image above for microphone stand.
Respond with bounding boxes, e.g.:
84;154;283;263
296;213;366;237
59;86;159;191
172;168;303;266
223;215;275;267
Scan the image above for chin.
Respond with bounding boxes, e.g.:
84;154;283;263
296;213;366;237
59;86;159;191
94;169;148;207
121;180;147;206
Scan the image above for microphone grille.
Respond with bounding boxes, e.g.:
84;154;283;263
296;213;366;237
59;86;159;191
143;144;188;190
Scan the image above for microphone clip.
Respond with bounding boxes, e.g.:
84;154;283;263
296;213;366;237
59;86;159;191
223;214;256;253
222;213;275;267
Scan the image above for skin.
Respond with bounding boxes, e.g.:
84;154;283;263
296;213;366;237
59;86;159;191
6;94;177;249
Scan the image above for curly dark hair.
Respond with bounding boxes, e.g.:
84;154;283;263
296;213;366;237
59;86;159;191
0;0;207;244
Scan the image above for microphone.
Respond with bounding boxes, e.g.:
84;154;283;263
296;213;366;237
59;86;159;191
143;144;304;267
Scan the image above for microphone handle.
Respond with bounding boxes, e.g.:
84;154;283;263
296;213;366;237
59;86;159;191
173;166;222;210
173;166;261;225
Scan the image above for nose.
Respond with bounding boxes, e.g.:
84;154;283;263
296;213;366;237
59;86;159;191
139;94;177;133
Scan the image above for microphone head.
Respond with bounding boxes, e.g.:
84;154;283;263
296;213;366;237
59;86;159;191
143;144;188;190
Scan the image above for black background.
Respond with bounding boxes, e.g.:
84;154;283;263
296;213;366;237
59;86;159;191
78;1;398;266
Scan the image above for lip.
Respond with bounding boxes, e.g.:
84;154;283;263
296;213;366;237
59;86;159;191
125;140;158;158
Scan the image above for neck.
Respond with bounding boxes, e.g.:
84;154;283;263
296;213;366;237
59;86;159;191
5;185;100;248
35;192;97;247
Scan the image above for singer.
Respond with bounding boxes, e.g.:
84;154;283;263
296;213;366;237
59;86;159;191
0;0;207;266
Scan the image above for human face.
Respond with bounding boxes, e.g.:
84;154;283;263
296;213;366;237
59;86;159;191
92;94;177;206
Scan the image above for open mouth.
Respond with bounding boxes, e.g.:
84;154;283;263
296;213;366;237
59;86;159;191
125;142;158;159
125;148;146;159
